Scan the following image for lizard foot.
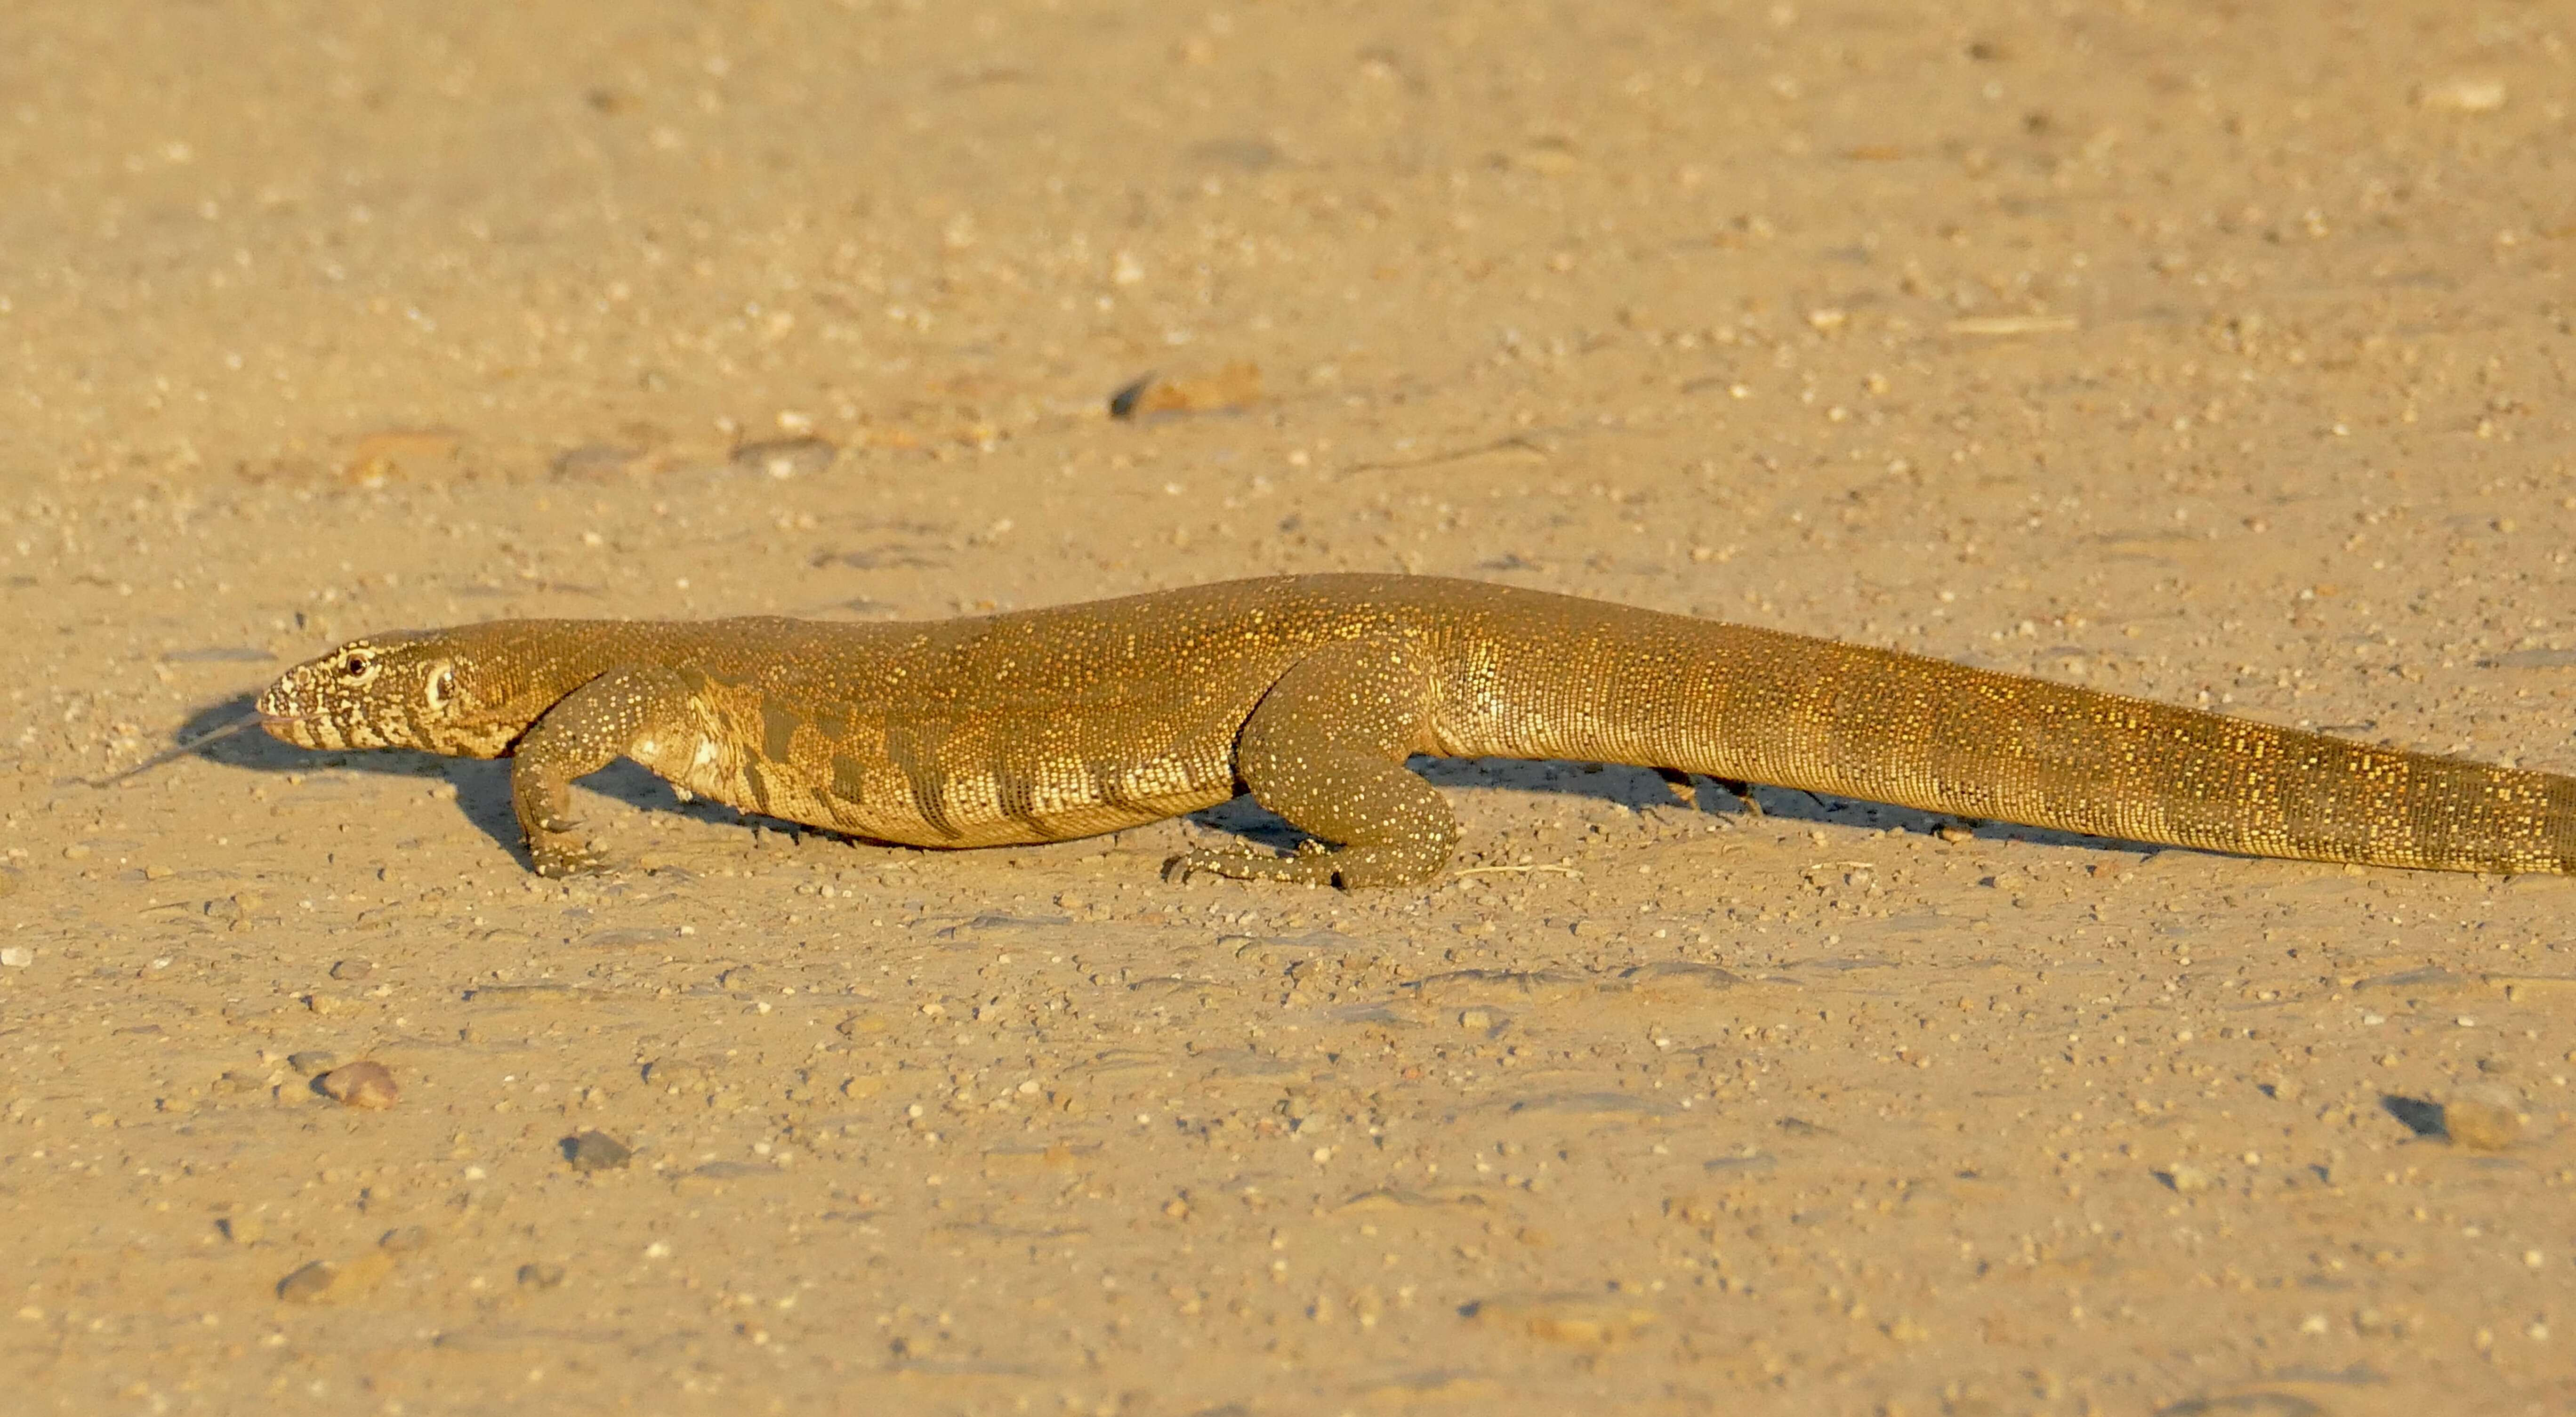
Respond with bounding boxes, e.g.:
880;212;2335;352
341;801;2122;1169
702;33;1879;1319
1163;842;1339;887
1162;838;1447;888
528;833;612;878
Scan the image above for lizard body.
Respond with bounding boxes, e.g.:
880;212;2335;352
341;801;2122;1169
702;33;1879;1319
257;573;2576;884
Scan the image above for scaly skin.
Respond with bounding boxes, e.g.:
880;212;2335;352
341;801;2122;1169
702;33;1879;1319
254;573;2576;884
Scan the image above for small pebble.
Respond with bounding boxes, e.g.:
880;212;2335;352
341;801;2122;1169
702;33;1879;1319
377;1225;430;1254
0;948;32;968
316;1060;400;1110
286;1051;339;1077
329;958;375;982
2417;77;2507;113
1107;362;1263;418
562;1130;634;1172
1462;1292;1655;1346
644;1055;723;1085
729;436;837;480
274;1252;392;1305
273;1262;337;1304
218;1215;266;1245
517;1261;567;1290
549;443;645;480
2444;1098;2523;1151
2161;1164;2212;1193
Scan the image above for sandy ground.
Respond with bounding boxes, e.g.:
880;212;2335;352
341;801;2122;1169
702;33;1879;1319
4;1;2574;1412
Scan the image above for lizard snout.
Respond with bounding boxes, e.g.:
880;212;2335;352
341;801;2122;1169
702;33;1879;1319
252;681;302;722
253;674;336;746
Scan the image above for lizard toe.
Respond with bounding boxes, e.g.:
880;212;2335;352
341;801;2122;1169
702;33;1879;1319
530;837;611;878
1163;846;1337;886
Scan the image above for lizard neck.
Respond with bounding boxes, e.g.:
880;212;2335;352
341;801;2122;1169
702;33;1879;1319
443;619;735;751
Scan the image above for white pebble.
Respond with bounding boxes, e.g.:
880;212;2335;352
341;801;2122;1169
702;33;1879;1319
2416;77;2506;113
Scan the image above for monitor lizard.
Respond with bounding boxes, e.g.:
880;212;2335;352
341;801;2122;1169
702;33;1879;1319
254;572;2576;885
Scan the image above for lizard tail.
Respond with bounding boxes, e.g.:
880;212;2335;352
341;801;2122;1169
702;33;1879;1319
1437;604;2576;874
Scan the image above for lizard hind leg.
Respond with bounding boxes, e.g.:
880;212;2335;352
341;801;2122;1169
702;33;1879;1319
1166;637;1458;888
508;664;703;877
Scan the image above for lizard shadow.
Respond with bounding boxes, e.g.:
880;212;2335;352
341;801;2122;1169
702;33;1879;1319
1189;756;2132;860
1184;756;2077;852
1412;757;2143;855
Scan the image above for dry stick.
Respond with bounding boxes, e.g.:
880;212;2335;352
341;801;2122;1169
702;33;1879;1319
1340;433;1551;477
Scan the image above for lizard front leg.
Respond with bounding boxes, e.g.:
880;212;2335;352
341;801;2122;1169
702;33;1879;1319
509;665;699;877
1167;636;1458;888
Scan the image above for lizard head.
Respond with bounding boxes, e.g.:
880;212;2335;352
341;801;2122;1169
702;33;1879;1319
258;627;548;758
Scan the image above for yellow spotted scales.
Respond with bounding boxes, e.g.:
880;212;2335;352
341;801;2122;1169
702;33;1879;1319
257;573;2576;885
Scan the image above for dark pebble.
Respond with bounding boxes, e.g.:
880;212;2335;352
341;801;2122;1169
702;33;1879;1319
378;1225;430;1253
562;1130;634;1172
316;1060;400;1109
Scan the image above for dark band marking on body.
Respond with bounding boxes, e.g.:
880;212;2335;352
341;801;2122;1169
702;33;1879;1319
829;754;869;807
761;700;800;762
890;726;962;839
819;754;869;829
1089;757;1137;810
991;759;1058;840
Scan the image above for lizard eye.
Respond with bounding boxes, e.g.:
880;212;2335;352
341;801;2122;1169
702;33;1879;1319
425;666;457;709
338;652;375;679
